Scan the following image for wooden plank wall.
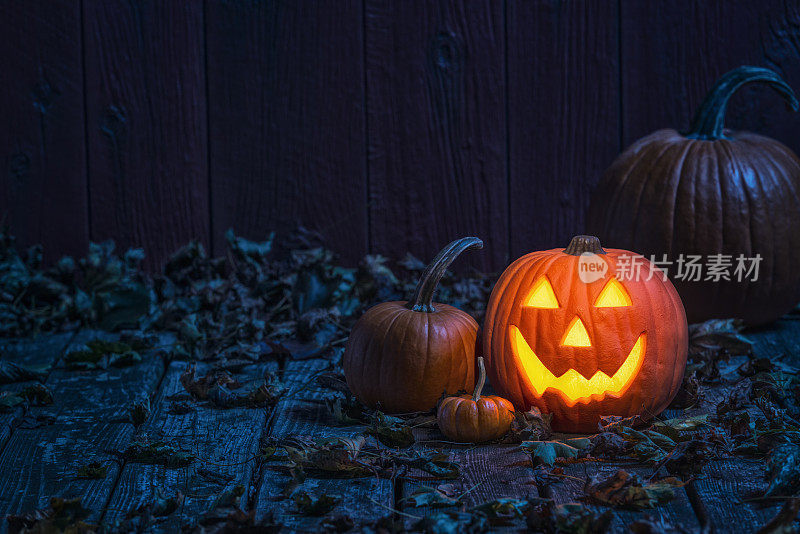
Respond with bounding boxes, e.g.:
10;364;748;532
0;1;88;263
2;0;800;272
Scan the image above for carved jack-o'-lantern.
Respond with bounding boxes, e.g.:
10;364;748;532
483;236;688;433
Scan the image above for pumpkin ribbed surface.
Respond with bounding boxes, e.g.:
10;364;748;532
483;242;688;433
343;237;483;414
588;66;800;325
344;301;477;413
437;394;514;443
588;129;800;324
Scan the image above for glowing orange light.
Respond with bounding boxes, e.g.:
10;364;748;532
524;277;559;308
510;326;645;406
594;278;632;307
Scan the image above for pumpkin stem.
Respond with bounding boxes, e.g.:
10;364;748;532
407;237;483;312
685;66;799;140
564;235;605;256
472;357;486;402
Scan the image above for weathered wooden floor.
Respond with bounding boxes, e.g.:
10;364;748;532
1;319;799;533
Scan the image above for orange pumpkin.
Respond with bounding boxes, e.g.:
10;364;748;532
437;357;515;443
483;235;688;433
344;237;482;413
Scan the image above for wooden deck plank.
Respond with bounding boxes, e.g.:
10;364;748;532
0;331;165;527
549;462;700;534
444;445;537;507
678;319;800;533
694;458;776;533
399;428;700;533
0;334;74;450
749;317;800;360
397;440;535;530
100;359;278;531
254;358;395;530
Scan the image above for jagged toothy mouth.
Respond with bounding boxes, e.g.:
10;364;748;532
509;326;645;406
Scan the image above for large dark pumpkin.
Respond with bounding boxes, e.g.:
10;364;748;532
587;66;800;325
344;238;482;413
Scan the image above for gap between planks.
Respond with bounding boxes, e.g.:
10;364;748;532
251;358;395;530
99;356;279;531
0;332;77;453
0;330;165;531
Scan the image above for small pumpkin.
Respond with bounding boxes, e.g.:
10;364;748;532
587;66;800;325
437;357;514;443
483;235;688;433
344;237;482;413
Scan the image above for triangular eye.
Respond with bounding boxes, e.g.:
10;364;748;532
523;277;559;308
594;278;632;307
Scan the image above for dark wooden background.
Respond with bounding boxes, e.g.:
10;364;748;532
3;0;800;273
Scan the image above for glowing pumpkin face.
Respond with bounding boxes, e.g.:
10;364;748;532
483;236;688;433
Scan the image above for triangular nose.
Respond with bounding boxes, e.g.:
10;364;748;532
562;316;592;347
